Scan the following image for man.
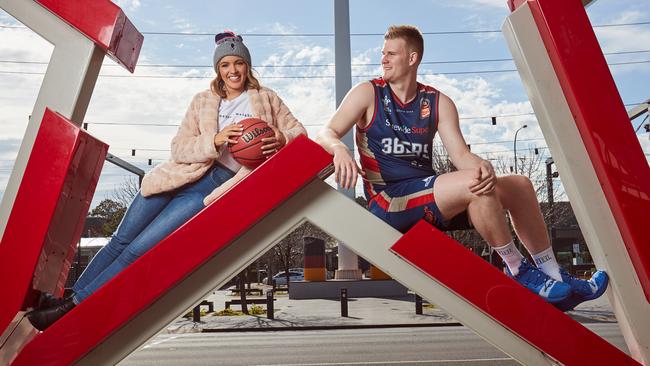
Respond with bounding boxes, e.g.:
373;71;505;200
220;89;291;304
316;25;607;310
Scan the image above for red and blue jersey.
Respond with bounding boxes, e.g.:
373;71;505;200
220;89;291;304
356;78;440;202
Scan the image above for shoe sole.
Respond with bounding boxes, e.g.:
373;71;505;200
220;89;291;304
555;274;609;311
582;273;609;302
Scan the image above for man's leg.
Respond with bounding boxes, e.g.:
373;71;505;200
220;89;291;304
494;175;609;310
433;170;570;302
493;175;561;280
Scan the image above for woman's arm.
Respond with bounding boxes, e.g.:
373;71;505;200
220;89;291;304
170;94;221;163
203;89;308;205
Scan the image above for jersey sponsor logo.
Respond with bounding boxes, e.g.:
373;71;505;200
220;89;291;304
420;98;431;119
384;120;429;135
380;137;430;159
385;119;412;134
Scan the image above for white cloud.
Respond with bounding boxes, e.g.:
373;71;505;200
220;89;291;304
419;73;539;157
172;17;196;33
596;14;650;53
447;0;510;11
113;0;141;13
0;26;53;139
295;46;331;64
593;10;650;76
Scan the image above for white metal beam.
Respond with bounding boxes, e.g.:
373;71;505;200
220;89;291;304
0;0;105;247
502;4;650;363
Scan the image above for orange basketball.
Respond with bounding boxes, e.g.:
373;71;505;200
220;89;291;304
228;118;276;168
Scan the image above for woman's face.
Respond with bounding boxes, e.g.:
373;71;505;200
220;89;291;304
218;55;248;96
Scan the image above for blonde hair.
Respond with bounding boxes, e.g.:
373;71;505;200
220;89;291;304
210;62;261;98
384;25;424;65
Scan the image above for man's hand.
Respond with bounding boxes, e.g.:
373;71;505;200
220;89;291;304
261;125;286;156
214;124;243;147
333;145;364;190
468;160;496;195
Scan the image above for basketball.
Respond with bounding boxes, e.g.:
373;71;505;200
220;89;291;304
228;117;276;168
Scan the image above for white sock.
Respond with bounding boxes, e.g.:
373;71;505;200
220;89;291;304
493;241;524;276
532;247;562;281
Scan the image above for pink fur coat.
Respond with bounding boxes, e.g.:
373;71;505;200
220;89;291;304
140;87;306;205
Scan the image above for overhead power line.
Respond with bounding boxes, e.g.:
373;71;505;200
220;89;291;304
1;59;648;79
2;20;649;35
2;49;648;69
64;102;648;131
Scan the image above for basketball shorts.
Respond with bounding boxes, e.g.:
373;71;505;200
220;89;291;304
367;175;449;233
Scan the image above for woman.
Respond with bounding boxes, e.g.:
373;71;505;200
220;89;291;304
28;31;307;331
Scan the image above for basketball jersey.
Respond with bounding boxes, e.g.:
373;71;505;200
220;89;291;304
217;91;253;172
356;78;439;201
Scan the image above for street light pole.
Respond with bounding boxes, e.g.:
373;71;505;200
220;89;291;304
513;124;528;174
545;157;555;226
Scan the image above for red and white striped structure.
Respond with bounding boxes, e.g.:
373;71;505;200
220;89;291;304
0;0;647;365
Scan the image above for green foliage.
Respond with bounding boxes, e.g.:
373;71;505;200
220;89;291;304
249;305;266;315
182;308;208;318
214;305;266;316
89;199;126;236
215;308;244;316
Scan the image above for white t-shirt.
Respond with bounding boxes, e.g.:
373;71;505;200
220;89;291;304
217;91;253;172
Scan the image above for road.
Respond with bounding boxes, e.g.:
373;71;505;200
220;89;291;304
119;323;627;366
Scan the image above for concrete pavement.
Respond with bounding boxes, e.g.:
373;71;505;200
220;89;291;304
164;283;617;334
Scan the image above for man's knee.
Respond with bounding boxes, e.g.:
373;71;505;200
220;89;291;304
511;175;534;191
499;174;533;191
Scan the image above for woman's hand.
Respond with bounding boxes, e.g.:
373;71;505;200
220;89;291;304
261;125;287;156
214;123;243;147
468;159;497;195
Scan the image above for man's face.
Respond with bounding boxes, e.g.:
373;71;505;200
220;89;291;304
381;38;410;82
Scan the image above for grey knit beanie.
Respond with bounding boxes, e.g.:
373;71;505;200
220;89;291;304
213;31;251;72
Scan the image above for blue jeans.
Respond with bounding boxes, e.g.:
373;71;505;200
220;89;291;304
72;164;234;304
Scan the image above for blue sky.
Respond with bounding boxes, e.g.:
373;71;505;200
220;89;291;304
0;0;648;208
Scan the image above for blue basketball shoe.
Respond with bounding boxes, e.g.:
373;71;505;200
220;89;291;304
507;259;571;303
554;270;609;312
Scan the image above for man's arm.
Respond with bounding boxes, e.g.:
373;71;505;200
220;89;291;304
316;82;374;189
437;93;496;195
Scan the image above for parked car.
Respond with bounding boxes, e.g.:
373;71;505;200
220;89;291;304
263;271;304;285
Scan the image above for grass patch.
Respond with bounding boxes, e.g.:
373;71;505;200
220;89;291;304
214;305;267;316
215;308;245;316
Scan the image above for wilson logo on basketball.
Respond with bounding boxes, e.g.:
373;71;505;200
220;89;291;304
228;117;277;169
242;127;273;143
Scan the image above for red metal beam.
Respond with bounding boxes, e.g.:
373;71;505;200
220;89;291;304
0;109;107;342
520;0;650;301
391;221;639;366
11;136;331;365
34;0;143;72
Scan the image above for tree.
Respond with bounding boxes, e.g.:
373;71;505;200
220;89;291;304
112;176;139;207
89;199;126;237
256;221;336;287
